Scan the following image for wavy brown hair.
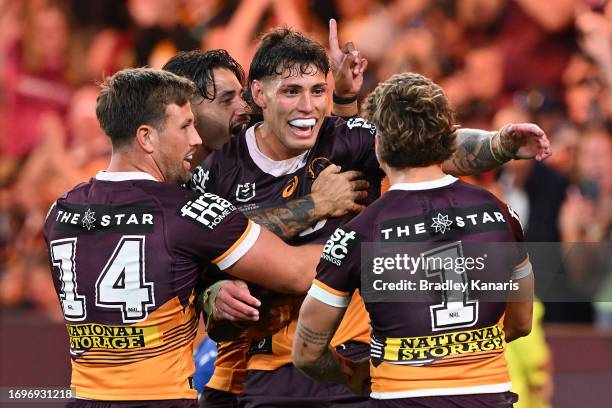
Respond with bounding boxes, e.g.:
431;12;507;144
362;72;458;168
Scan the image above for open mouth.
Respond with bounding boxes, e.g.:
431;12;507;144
230;122;247;136
183;153;194;168
288;118;316;138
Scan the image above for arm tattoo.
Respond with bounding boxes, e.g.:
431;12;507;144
296;321;333;346
442;129;501;176
243;195;318;241
295;321;345;383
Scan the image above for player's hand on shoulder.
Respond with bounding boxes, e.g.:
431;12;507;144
498;123;552;161
311;164;369;218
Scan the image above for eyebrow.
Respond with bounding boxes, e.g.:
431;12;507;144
217;89;237;100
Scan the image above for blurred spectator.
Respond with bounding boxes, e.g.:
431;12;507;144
1;0;79;174
127;0;199;68
560;127;611;243
0;0;609;330
201;0;313;70
0;85;109;316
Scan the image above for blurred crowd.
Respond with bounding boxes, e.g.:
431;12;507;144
0;0;610;325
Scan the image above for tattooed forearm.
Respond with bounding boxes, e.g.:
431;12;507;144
296;321;333;346
442;128;502;176
243;195;318;241
294;321;345;383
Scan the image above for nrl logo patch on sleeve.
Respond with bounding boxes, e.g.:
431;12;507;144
179;193;235;230
321;227;360;266
346;117;376;135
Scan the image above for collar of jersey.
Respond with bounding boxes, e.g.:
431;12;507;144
390;175;458;191
245;123;309;177
95;171;158;182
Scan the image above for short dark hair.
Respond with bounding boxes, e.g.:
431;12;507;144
362;72;457;168
96;68;195;149
245;27;329;113
162;49;245;101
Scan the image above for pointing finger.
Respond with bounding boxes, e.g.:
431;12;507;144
329;19;341;55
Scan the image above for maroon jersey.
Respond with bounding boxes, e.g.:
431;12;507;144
190;116;384;245
310;175;532;399
188;116;382;379
43;171;260;401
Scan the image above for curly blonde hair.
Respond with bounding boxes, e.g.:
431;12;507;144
362;72;458;168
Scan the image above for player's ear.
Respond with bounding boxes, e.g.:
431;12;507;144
374;132;384;170
136;125;156;154
251;80;266;110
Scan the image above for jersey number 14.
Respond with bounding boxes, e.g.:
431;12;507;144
49;236;155;323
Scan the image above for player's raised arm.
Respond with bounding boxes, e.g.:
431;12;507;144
441;123;552;176
329;18;367;118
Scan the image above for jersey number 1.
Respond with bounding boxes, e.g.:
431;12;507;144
50;236;155;323
422;241;478;331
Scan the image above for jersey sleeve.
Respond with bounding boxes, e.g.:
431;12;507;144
504;203;533;280
308;226;362;308
189;152;220;195
174;191;260;270
335;116;383;177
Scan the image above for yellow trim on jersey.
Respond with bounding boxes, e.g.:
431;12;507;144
213;221;261;270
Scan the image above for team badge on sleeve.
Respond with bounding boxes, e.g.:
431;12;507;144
179;193;235;230
190;166;210;194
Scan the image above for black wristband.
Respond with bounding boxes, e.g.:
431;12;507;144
333;92;358;104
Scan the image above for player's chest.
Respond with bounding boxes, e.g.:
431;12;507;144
227;169;313;212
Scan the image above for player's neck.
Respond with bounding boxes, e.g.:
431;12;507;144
106;152;164;182
255;123;304;161
385;165;447;186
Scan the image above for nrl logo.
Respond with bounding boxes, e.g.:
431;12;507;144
236;182;256;203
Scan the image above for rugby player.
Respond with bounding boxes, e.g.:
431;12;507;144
293;72;534;408
163;48;370;407
43;68;324;407
192;22;548;407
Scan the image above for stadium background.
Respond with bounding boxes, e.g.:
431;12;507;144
0;0;610;407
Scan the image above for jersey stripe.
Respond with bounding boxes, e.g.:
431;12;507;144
213;221;260;270
308;280;351;307
511;257;533;279
370;381;513;399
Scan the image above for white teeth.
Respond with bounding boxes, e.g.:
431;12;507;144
289;119;316;128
